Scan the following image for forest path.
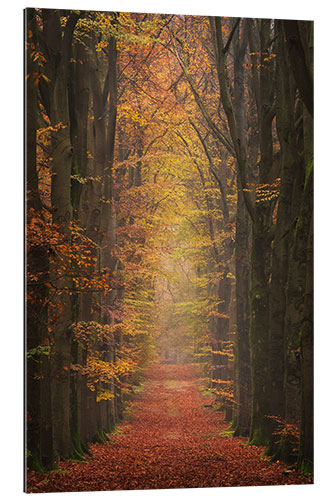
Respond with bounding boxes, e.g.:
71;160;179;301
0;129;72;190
27;364;311;492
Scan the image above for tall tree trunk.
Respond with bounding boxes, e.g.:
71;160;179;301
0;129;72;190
232;19;251;436
279;20;313;464
248;218;271;445
99;34;118;436
233;176;251;436
69;40;91;459
267;22;298;456
25;8;52;471
297;162;313;473
41;9;79;460
248;19;275;446
281;154;308;461
49;115;73;461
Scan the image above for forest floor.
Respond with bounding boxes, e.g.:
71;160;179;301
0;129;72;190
26;363;312;493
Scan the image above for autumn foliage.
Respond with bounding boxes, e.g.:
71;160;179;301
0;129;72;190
25;7;313;490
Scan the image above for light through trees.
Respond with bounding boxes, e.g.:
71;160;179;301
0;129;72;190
25;8;314;487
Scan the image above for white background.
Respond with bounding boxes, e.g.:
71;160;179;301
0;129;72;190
1;0;330;498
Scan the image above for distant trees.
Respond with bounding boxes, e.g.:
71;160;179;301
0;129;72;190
25;9;313;475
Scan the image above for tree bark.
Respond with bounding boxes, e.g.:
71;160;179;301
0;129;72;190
298;163;313;473
267;21;298;456
25;8;53;470
232;19;251;436
282;21;313;118
233;176;251;436
41;9;79;460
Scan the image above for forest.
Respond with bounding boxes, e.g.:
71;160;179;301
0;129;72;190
25;8;313;492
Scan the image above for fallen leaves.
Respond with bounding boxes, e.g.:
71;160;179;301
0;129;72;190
26;363;312;493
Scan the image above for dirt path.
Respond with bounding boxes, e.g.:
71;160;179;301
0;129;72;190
26;364;312;492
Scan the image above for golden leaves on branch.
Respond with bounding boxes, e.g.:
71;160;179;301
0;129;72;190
255;178;281;204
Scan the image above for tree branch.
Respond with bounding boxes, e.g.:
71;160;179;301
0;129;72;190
189;119;230;222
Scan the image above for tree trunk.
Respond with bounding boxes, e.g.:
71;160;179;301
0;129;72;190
267;22;297;456
298;163;313;473
249;217;271;445
25;8;53;470
69;39;90;459
232;19;251;436
282;21;313;118
248;19;275;446
41;9;79;460
233;176;251;436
